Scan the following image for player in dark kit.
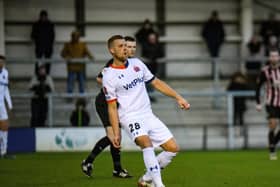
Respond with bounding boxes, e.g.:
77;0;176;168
256;50;280;160
81;36;136;178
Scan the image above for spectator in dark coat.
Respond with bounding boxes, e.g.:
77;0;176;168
202;10;225;58
135;19;156;55
70;98;90;127
31;10;55;75
142;32;164;102
260;13;280;56
227;72;248;128
202;11;225;78
29;66;54;127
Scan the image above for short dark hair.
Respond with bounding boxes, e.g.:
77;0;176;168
124;36;136;42
0;55;6;60
40;10;48;17
107;35;124;49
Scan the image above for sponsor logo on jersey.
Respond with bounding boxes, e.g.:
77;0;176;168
123;76;144;90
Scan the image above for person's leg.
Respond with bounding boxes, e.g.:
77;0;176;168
268;118;277;159
85;136;111;164
67;72;75;93
44;49;53;75
78;72;85;93
35;48;43;75
141;137;179;182
136;135;164;187
0;120;9;156
33;98;41;127
40;98;48;126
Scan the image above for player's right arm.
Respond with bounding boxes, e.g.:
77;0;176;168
255;70;266;111
102;68;121;148
107;100;121;148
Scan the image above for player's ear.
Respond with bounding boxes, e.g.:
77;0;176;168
109;47;115;55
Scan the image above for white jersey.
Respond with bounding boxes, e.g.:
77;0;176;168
0;68;12;120
102;58;154;122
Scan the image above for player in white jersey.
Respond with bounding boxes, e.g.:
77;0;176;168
102;35;190;187
0;55;14;159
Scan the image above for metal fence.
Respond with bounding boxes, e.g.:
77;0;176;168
11;90;261;150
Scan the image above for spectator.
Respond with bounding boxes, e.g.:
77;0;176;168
135;19;156;55
202;10;225;78
265;35;280;57
31;10;55;75
29;66;54;127
142;32;164;102
61;31;93;94
227;72;248;135
260;13;280;56
246;34;263;88
247;34;262;56
70;98;90;127
0;55;15;159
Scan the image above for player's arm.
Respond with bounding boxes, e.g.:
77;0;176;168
107;100;121;148
4;73;12;110
4;87;12;110
150;78;190;110
255;71;266;111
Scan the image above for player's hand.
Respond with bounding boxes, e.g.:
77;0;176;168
176;97;190;110
256;104;262;112
112;134;121;149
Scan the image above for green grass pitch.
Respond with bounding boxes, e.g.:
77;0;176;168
0;150;279;187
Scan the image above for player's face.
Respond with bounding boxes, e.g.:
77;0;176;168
111;39;127;62
126;41;136;58
269;51;280;66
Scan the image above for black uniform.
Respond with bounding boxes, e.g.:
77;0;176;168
95;59;113;127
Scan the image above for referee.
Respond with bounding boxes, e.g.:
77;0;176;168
81;36;136;177
256;49;280;160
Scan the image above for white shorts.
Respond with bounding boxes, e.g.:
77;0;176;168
121;114;173;148
0;103;8;120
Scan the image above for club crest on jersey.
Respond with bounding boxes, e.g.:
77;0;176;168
133;66;140;72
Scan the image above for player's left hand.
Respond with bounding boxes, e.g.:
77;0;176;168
176;97;190;110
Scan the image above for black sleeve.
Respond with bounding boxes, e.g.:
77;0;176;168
255;71;266;104
97;59;113;78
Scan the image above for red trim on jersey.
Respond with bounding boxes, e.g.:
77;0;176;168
107;98;117;103
110;64;126;69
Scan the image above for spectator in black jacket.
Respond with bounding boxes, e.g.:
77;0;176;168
31;10;55;75
260;13;280;56
227;72;248;130
70;98;90;127
135;19;156;55
142;32;164;102
29;66;54;127
202;10;225;78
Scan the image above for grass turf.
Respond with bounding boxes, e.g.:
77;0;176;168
0;150;279;187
